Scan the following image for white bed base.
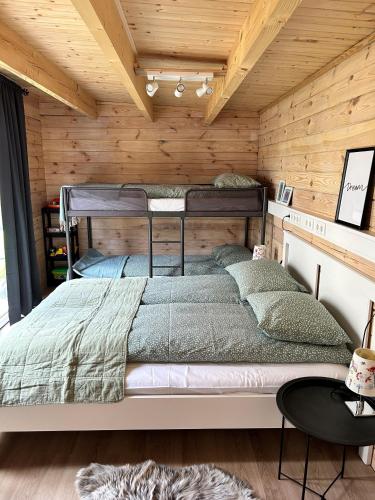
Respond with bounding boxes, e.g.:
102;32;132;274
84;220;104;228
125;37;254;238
0;233;374;457
0;394;285;432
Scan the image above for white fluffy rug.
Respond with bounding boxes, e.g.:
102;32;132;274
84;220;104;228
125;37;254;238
76;460;258;499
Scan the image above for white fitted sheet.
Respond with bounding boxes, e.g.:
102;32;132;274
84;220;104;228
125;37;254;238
125;363;348;395
148;198;185;211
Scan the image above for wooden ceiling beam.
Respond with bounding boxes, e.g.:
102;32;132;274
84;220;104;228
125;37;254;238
204;0;302;124
0;19;97;118
71;0;153;121
135;55;227;77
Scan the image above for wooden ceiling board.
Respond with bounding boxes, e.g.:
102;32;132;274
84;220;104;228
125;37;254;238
70;0;153;120
227;0;375;110
0;17;96;117
121;0;254;59
204;0;303;123
0;0;132;102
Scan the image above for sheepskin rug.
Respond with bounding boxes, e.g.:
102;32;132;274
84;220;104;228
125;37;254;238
76;460;257;500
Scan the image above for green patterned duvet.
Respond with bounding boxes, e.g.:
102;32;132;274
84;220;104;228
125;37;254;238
128;303;351;365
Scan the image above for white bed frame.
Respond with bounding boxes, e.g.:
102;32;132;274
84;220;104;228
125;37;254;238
0;233;374;458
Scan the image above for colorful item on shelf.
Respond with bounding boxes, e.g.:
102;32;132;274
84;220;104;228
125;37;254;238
51;267;68;280
47;198;60;209
49;246;67;257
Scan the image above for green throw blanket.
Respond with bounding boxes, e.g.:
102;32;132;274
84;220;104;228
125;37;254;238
0;278;146;406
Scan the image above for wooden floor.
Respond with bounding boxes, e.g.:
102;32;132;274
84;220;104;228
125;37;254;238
0;429;374;499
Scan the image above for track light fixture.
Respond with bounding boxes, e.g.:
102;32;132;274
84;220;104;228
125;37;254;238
196;78;214;98
174;79;185;98
145;77;159;97
145;73;214;99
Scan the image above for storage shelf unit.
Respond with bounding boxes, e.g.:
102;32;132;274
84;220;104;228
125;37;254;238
42;206;79;286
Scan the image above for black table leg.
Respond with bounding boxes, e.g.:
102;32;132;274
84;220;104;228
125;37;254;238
320;445;346;498
340;446;346;479
278;423;346;499
278;416;285;480
301;434;310;500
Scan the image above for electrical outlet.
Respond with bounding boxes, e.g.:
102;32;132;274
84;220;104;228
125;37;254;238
290;212;298;224
315;221;326;237
291;212;302;226
302;216;314;231
284;207;327;238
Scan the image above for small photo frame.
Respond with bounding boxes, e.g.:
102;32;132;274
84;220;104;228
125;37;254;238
335;147;375;230
276;180;286;202
280;186;293;206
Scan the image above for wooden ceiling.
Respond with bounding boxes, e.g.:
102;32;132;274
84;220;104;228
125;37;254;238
0;0;374;118
229;0;375;110
0;0;132;102
122;0;254;60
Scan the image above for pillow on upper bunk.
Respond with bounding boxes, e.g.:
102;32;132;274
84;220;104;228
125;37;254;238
213;173;260;188
247;291;351;346
225;259;307;300
212;244;253;267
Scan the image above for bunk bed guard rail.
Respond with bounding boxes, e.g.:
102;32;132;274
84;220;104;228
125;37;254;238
66;186;149;216
185;187;266;216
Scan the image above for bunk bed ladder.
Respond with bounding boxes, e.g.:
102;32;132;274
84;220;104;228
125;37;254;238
148;217;185;278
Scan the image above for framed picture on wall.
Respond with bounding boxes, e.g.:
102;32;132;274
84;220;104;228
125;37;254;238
276;180;286;202
335;147;375;230
280;186;293;206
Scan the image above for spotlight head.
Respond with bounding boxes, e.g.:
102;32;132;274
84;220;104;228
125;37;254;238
196;85;206;98
176;82;185;93
145;78;158;97
196;79;214;98
174;79;185;98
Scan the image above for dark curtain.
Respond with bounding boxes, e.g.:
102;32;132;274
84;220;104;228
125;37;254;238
0;75;41;323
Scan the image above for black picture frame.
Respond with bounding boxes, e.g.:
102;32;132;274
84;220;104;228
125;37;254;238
335;147;375;230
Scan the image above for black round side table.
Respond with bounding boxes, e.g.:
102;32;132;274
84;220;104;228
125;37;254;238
276;377;375;500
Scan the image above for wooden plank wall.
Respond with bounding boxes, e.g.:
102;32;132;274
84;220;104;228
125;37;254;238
255;40;375;270
24;93;47;289
39;102;259;255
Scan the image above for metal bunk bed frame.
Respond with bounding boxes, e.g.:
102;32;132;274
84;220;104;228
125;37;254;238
62;185;268;278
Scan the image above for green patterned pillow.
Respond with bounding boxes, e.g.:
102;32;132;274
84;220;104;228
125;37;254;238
247;291;351;346
226;259;307;300
213;173;260;188
212;244;253;267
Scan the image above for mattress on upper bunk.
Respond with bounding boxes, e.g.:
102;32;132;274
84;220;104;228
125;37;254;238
148;198;185;211
0;276;352;406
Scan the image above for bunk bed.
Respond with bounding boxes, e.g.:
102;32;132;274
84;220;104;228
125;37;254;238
61;183;268;278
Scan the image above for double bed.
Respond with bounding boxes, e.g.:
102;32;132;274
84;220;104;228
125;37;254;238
1;232;371;435
0;273;351;407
